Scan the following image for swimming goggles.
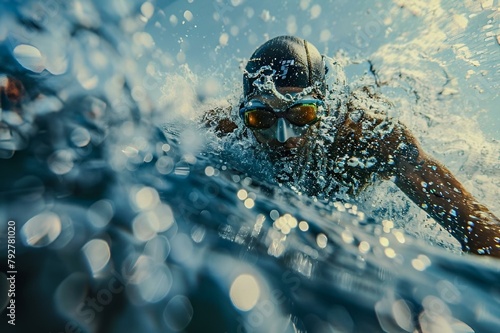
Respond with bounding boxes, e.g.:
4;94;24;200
239;98;325;129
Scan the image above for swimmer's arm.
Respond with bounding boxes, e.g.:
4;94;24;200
202;106;237;135
391;128;500;257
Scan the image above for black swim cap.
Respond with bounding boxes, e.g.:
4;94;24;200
243;36;326;99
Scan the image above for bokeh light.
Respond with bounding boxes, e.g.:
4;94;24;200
82;239;111;276
229;274;261;311
21;212;62;247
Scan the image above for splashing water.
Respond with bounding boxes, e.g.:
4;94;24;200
1;1;500;333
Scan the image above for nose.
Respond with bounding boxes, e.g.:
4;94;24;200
276;118;291;143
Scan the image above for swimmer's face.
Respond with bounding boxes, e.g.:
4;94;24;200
243;87;324;152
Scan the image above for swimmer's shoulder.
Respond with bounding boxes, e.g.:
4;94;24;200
337;106;396;141
336;106;421;167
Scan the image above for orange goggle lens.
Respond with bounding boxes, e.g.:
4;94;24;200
242;103;321;129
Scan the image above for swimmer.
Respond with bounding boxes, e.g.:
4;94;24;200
205;35;500;258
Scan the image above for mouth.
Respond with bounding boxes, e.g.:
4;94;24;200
286;137;305;148
266;137;303;148
264;137;305;158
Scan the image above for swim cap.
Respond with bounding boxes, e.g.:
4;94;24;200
243;36;326;99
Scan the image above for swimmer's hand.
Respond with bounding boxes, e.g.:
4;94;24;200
392;128;500;258
203;106;237;135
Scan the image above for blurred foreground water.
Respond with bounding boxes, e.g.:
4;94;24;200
1;1;500;332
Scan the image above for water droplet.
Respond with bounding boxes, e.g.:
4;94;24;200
133;211;160;242
260;9;272;22
140;2;155;19
183;10;193;21
123;255;151;284
316;233;328;248
298;221;309;232
144;236;171;262
174;161;190;177
156;156;174;175
384;248;396;258
418;254;431;267
411;259;425;271
87;200;114;228
310;4;322;19
132;186;160;210
392;299;414;332
21;212;62;247
204;166;215;176
190;225;206;243
219;32;229;46
382;219;394;231
359;241;370;254
169;14;178;26
48;149;75;175
393;231;406;244
365;156;377;168
284;214;298;228
163;295;194;331
55;273;88;315
237;189;248;200
82;239;110;275
13;44;45;72
379;237;390;247
349;109;363;123
155;204;174;232
70;127;91;147
347;156;359;167
244;198;255;209
230;274;261;311
137;264;172;303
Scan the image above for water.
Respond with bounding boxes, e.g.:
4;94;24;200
1;1;500;332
